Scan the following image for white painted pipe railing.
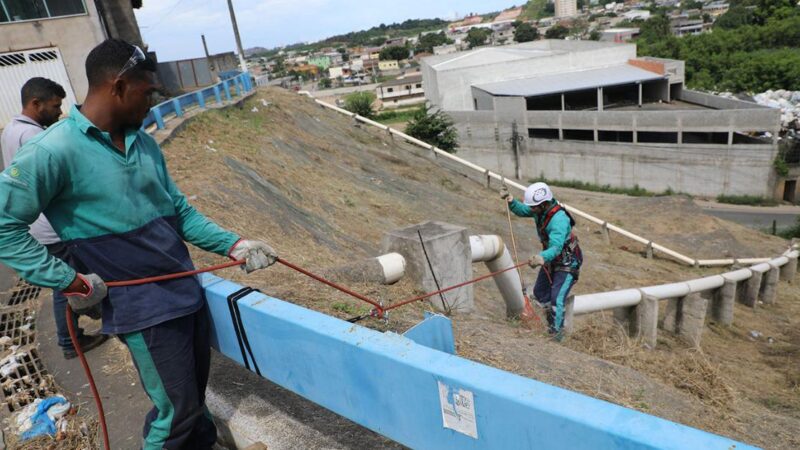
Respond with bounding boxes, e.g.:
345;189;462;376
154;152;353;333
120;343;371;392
469;235;527;317
376;253;406;284
573;247;799;315
300;94;790;270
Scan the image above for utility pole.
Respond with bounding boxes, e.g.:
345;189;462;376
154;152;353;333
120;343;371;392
226;0;249;75
201;34;215;74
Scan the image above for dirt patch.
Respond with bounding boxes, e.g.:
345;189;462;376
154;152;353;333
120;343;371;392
162;87;800;449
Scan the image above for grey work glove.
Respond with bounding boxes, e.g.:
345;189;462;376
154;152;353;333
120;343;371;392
500;186;512;202
64;273;107;314
528;254;545;268
230;239;278;273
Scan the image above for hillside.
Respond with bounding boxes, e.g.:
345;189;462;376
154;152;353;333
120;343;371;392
162;88;798;449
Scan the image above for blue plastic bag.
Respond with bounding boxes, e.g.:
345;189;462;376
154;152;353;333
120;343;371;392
20;396;68;441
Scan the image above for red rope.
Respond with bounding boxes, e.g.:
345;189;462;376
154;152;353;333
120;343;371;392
105;259;245;287
66;306;110;450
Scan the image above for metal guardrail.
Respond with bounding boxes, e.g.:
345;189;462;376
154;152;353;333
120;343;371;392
142;73;254;131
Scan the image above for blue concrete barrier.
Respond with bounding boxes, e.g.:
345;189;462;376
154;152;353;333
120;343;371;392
142;72;253;130
199;274;756;450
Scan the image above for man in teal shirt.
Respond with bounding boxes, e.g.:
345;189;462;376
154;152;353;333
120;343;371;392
0;39;275;449
502;182;583;339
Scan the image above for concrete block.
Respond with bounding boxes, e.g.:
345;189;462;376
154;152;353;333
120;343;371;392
613;306;633;329
600;222;610;246
645;242;653;259
678;293;707;347
710;280;735;326
660;297;681;333
563;295;575;335
632;294;658;349
382;221;473;313
779;256;797;283
760;267;779;305
739;271;762;308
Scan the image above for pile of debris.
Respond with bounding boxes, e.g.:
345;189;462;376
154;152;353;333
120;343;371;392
752;89;800;133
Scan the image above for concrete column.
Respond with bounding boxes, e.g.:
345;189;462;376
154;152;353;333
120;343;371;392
597;87;604;112
678;293;707;347
710;280;735;326
727;131;733;147
632;294;659;349
660;297;681;332
561;94;565;111
638;83;642;106
740;271;762;308
645;242;653;259
761;267;779;305
779;256;797;283
562;295;575;335
600;222;611;245
382;221;473;314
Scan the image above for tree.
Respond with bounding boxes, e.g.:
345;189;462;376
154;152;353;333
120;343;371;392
589;29;601;41
336;47;350;62
415;32;452;53
544;25;569;39
466;28;491;48
714;6;754;28
405;107;459;153
343;91;376;118
379;45;409;61
513;22;539;42
318;78;332;89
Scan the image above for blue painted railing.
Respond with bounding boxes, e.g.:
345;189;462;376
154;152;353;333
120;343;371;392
142;72;253;130
199;273;757;450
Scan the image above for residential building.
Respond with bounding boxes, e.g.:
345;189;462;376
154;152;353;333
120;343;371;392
671;17;707;36
0;0;145;125
599;28;640;42
329;66;345;79
703;1;730;17
421;40;788;200
622;9;651;20
293;64;320;78
376;74;424;108
378;60;400;71
433;44;459;56
384;37;407;47
555;0;579;18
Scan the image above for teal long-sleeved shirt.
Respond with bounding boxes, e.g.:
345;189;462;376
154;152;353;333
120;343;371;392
508;198;572;264
0;105;240;333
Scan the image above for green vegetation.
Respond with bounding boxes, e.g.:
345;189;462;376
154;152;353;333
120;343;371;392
332;302;370;316
406;107;459;153
379;45;410;61
545;25;570;39
716;194;780;206
519;0;554;20
321;19;449;47
533;177;680;197
774;157;790;177
415;32;452;53
778;216;800;239
375;108;419;124
466;28;491;49
513;21;539;42
343;91;376;118
636;1;800;92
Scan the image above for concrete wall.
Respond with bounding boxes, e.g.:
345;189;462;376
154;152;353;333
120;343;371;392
96;0;144;47
422;42;636;111
0;4;107;101
449;110;780;197
679;90;766;110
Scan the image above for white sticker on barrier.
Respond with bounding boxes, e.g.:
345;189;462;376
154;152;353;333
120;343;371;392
437;381;478;439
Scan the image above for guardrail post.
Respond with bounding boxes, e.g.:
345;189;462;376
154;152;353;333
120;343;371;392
600;222;610;246
213;85;222;104
645;241;653;259
151;107;165;130
740;271;762;308
195;91;206;109
710;280;735;326
172;99;183;117
633;293;658;349
563;295;575;335
761;267;779;305
659;297;681;332
678;293;707;347
779;255;797;283
222;80;232;101
233;78;242;97
484;170;491;188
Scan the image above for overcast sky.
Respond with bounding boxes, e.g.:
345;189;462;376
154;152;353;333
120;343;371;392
134;0;518;61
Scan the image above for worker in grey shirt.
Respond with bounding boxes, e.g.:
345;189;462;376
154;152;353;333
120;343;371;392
0;77;107;359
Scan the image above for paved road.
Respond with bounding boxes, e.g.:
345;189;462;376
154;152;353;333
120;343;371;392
696;200;799;231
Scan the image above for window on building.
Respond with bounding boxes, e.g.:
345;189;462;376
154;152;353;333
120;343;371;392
528;128;560;139
1;0;86;23
562;129;595;141
415;83;422;88
387;87;394;93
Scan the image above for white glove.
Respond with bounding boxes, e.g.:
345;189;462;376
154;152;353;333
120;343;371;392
528;254;545;268
64;273;107;313
230;240;277;273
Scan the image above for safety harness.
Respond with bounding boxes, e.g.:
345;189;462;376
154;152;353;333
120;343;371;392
538;202;582;276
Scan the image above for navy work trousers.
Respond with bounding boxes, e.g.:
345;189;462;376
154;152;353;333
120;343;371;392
533;267;577;335
120;304;216;450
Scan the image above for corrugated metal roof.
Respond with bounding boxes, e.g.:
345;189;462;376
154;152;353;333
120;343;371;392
473;64;665;97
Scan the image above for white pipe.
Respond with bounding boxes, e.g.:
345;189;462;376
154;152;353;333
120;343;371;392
355;115;390;131
640;282;691;299
469;235;526;317
376;252;406;284
573;289;641;315
722;268;752;282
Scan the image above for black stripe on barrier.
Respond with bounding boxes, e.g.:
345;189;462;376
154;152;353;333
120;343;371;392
226;287;262;376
